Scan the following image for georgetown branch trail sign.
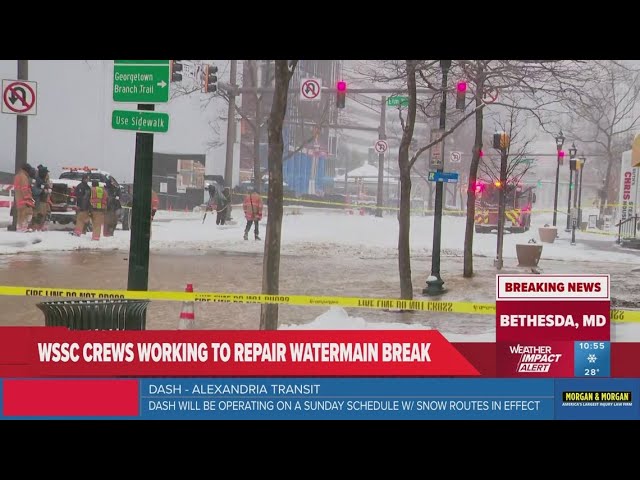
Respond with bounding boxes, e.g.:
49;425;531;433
113;60;171;103
112;109;169;134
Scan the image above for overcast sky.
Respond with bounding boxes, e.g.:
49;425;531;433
0;60;229;182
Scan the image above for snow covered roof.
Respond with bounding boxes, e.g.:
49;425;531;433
333;163;398;184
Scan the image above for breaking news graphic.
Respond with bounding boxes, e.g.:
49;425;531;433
496;275;610;378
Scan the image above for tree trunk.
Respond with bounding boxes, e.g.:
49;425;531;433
253;100;262;193
600;152;614;217
398;60;418;300
463;65;485;278
260;60;295;330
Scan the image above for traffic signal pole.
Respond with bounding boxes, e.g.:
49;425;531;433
495;149;508;270
423;60;450;296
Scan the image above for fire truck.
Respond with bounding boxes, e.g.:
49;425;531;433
473;180;536;234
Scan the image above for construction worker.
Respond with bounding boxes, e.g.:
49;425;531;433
151;190;159;221
217;187;231;225
30;165;52;232
243;186;263;240
13;163;36;233
103;176;121;237
71;174;92;236
89;180;108;241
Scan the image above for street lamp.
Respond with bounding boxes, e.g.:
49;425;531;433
552;131;565;228
577;156;586;228
566;142;577;232
570;152;580;245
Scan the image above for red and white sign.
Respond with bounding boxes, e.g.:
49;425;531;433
482;88;498;105
2;79;38;115
300;78;322;101
495;274;610;378
374;140;388;154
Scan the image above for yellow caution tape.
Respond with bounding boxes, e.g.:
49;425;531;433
1;285;638;323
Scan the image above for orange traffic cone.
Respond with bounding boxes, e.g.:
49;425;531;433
178;283;196;330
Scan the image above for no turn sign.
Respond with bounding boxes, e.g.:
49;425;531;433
450;151;462;163
482;88;498;105
300;78;322;101
2;79;38;115
374;140;388;154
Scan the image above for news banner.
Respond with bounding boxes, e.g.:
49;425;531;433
0;274;639;420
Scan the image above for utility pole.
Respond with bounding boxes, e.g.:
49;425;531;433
376;96;386;218
224;63;237;180
11;60;29;231
423;60;450;296
224;60;237;221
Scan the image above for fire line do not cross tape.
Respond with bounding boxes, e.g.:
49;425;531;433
0;285;638;323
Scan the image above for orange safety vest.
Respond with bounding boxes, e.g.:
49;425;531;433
90;186;107;210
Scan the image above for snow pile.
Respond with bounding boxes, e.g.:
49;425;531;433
0;209;635;263
280;306;496;342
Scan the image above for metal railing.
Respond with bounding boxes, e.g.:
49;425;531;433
616;215;639;244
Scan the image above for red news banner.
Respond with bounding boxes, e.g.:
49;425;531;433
496;274;610;377
0;330;480;377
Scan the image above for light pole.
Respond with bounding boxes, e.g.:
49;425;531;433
552;131;565;228
566;143;577;232
423;59;451;296
570;154;578;245
577;157;586;227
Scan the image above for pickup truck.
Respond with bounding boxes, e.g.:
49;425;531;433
50;167;131;230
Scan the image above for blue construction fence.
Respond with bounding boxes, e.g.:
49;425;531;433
283;152;334;195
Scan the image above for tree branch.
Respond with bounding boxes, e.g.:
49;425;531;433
408;103;486;169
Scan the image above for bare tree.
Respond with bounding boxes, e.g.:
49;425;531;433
479;108;536;186
558;60;640;215
260;60;298;330
456;59;589;277
395;60;481;299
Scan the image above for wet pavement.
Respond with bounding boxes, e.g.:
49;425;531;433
1;248;639;340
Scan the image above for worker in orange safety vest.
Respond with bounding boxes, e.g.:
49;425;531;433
13;163;36;232
89;180;109;241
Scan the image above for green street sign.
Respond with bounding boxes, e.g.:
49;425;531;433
387;96;409;107
113;60;171;103
112;110;169;134
115;60;171;65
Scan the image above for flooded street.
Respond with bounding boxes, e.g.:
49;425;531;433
1;249;639;340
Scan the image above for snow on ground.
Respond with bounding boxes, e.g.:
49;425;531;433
0;207;634;263
281;306;639;343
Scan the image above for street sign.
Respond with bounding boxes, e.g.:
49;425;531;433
450;151;462;163
429;128;444;168
428;171;459;183
374;140;388;154
482;88;498;104
111;110;169;134
2;79;37;115
113;60;171;104
160;182;168;193
387;96;409;107
300;78;322;101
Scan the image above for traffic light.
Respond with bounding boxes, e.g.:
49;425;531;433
171;60;183;83
494;180;502;188
204;64;218;93
456;81;467;110
493;132;510;150
336;81;346;108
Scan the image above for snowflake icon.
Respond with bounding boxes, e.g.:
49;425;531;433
587;354;598;364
